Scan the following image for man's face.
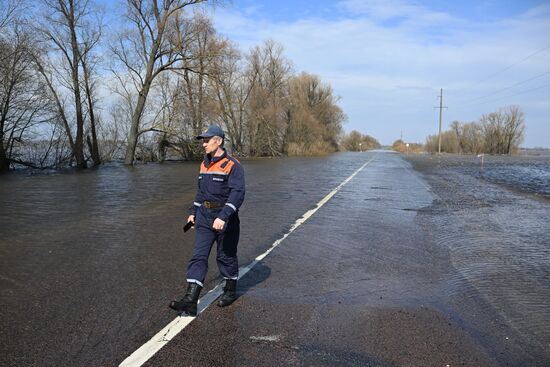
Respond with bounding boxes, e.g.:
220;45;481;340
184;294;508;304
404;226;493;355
202;136;222;154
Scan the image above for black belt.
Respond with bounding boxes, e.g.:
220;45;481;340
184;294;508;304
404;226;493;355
203;201;224;209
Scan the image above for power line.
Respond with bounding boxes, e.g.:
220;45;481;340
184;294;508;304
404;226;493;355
461;82;550;107
469;42;550;87
511;82;550;96
490;70;550;95
457;69;550;107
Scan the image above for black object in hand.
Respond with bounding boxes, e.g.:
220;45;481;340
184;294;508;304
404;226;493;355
183;220;195;232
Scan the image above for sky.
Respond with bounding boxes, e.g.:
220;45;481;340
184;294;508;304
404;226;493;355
204;0;550;147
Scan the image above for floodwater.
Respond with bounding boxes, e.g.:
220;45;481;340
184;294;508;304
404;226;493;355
1;151;549;366
419;153;550;198
0;154;366;366
405;153;550;365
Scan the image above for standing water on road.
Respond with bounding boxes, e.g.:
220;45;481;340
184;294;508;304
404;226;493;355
0;154;366;366
1;151;549;366
405;153;550;365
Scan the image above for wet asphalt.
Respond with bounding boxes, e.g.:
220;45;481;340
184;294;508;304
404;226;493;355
0;153;369;366
1;151;549;366
144;152;497;367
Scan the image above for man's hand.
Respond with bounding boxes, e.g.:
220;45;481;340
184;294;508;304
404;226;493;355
213;218;225;231
183;215;195;232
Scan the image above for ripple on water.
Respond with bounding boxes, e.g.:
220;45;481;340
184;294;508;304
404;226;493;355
428;186;550;352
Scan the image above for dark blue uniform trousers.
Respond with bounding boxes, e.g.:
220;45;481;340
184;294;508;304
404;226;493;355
186;206;240;285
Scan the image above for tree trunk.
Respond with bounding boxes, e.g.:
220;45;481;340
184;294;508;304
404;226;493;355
123;17;163;165
0;140;9;172
158;133;167;163
34;58;76;156
68;0;86;169
0;130;8;173
1;71;13;172
82;60;100;166
88;102;101;166
124;87;149;165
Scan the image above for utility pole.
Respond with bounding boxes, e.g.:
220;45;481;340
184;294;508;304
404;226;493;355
434;88;448;154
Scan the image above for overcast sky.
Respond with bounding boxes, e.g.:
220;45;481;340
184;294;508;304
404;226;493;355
206;0;550;147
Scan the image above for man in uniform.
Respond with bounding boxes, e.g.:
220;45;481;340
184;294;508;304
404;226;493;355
169;125;245;316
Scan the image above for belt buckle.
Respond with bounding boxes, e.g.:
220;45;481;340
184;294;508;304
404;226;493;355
204;201;211;208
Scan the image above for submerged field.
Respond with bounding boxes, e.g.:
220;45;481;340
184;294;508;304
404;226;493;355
405;152;550;199
404;152;550;364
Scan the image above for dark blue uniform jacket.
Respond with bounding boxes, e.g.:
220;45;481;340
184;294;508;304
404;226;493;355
189;148;245;222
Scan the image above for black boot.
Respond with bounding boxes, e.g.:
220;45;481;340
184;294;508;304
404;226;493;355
217;279;237;307
169;282;202;316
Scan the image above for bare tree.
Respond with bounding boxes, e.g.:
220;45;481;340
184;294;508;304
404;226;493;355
481;112;504;154
285;72;345;154
100;104;128;161
80;16;103;167
425;130;459;153
341;130;380;152
0;0;21;30
33;53;77;161
177;14;221;158
0;24;58;171
450;120;484;154
208;38;251;154
461;122;484;154
139;15;237;161
35;0;103;168
480;107;525;154
145;72;185;161
450;121;464;153
427;106;525;154
245;40;292;156
111;0;212;165
4;3;356;169
502;105;525;154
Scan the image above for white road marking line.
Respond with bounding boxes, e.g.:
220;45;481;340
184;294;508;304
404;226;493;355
119;155;376;367
249;335;281;342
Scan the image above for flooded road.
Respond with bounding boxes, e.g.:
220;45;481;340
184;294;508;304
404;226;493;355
1;151;549;366
405;153;550;365
0;154;364;366
412;153;550;198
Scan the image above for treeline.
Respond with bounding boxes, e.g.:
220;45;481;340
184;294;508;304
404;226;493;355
425;105;525;154
0;0;346;172
340;130;380;151
392;139;423;153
